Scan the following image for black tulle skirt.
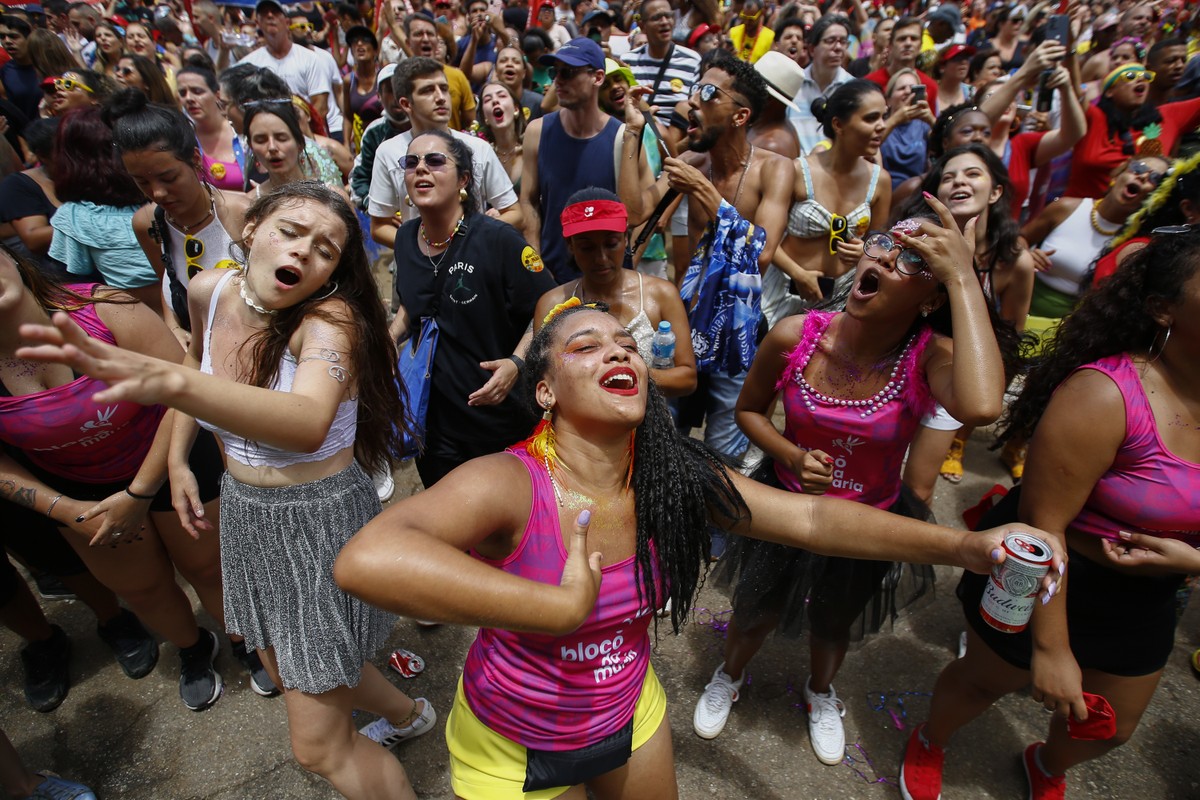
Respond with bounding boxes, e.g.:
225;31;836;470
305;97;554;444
715;460;936;641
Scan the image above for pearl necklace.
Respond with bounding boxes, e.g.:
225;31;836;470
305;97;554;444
1090;203;1121;236
238;274;276;316
793;334;918;418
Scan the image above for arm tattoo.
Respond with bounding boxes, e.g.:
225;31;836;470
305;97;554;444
5;483;37;510
298;348;350;383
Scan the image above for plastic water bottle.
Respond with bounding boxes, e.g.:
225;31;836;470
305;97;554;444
650;321;676;369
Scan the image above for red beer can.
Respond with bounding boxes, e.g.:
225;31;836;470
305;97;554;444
980;532;1053;633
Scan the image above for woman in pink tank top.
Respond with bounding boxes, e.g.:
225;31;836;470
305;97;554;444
901;227;1200;800
0;244;238;713
698;195;1015;765
335;298;1061;800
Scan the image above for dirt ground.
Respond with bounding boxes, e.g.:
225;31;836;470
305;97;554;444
6;429;1200;799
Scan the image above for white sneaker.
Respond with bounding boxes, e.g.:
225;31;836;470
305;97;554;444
374;470;396;502
358;698;437;748
803;678;846;765
693;664;743;739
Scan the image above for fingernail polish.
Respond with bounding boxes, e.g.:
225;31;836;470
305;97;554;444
75;514;85;522
1048;581;1058;596
991;548;1003;561
578;509;591;526
1042;593;1051;606
922;191;933;198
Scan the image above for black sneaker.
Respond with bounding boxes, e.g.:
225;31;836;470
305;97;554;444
96;608;159;679
21;625;71;712
34;573;76;602
231;640;281;698
179;628;222;711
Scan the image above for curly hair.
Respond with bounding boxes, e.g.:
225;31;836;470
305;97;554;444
999;228;1199;445
700;47;769;124
239;182;406;474
521;306;748;635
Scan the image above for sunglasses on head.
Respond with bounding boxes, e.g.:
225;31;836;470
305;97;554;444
402;152;451;171
1151;223;1198;236
1115;69;1155;83
1128;160;1165;185
864;230;929;275
690;82;741;104
54;77;92;93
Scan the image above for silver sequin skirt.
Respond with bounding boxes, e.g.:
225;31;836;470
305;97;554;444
219;462;396;694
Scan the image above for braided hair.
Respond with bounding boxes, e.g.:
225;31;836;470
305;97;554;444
1000;227;1200;445
522;305;748;634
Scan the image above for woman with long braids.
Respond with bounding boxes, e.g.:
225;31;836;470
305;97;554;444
332;296;1059;800
19;182;430;800
390;129;554;488
899;227;1200;800
1064;62;1200;199
694;195;1013;765
105;90;251;344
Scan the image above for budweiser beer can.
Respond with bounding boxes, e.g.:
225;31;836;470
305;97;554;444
980;532;1053;633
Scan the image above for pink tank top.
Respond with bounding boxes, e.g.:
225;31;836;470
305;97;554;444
1067;353;1200;546
0;288;166;482
774;311;934;509
462;448;656;751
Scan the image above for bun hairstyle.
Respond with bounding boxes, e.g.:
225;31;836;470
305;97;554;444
104;87;198;161
811;78;883;140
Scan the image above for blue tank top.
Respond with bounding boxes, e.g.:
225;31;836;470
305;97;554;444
536;112;621;283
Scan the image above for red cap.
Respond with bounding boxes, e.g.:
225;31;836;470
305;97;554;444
939;44;977;63
688;23;717;49
561;199;627;238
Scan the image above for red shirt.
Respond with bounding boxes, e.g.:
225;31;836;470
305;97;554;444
1007;131;1047;217
1065;98;1200;198
865;66;941;115
1092;236;1148;287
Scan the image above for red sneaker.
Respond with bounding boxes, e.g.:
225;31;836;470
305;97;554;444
899;724;944;800
1023;742;1066;799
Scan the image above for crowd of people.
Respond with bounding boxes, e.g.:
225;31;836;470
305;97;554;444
1;0;1198;798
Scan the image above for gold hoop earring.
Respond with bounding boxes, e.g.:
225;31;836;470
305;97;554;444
1147;324;1171;362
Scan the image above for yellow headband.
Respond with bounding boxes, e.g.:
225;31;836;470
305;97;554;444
1102;63;1152;93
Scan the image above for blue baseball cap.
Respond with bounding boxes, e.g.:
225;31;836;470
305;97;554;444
539;37;605;70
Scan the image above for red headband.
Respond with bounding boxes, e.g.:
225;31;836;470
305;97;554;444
561;199;627;237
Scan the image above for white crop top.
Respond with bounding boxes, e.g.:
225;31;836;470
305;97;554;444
195;270;358;468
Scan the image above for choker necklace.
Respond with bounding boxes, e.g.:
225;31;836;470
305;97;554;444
420;215;464;250
238;274;276;316
1090;203;1121;236
167;188;217;234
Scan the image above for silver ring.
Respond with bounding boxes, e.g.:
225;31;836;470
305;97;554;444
111;530;124;538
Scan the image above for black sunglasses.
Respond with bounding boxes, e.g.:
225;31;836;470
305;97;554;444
548;65;593;82
402;152;450;171
1128;160;1166;186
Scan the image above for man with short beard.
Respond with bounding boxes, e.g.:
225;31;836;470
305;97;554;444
624;0;701;127
622;48;793;478
864;16;940;114
520;37;654;282
772;16;809;69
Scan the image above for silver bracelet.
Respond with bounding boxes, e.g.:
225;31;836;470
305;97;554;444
46;494;63;517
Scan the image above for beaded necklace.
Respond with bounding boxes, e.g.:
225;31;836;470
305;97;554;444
792;333;918;419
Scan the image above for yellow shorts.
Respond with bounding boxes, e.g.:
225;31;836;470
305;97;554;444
446;663;667;800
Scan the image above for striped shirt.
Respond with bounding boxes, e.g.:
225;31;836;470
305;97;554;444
624;42;702;126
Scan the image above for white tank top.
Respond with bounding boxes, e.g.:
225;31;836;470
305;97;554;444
1037;198;1113;297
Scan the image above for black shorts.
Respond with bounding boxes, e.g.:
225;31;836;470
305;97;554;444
959;487;1185;677
9;428;223;513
